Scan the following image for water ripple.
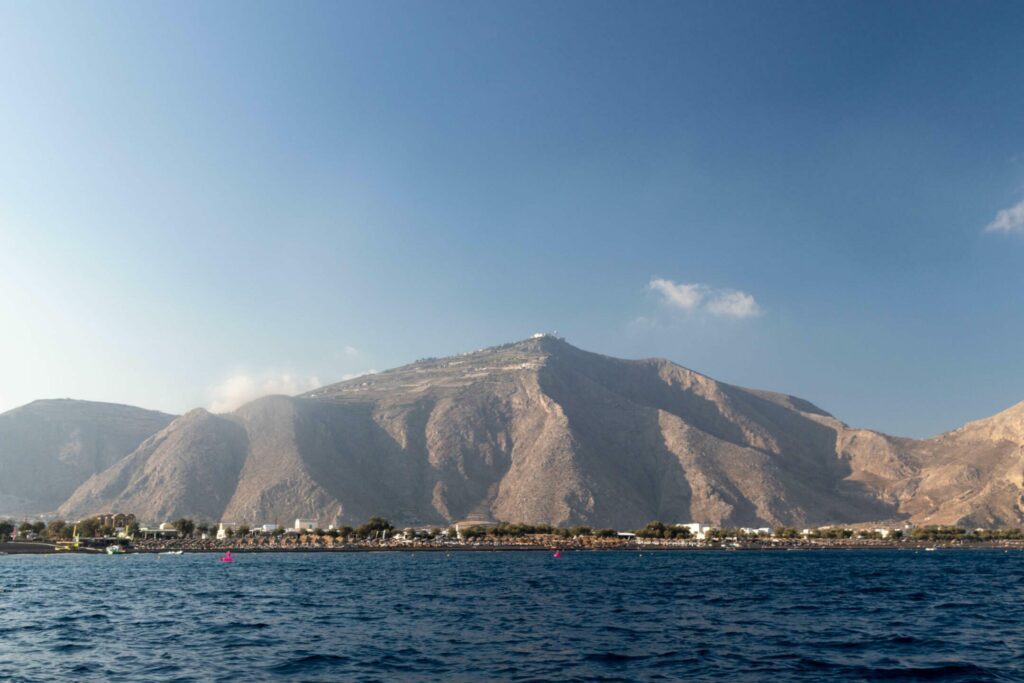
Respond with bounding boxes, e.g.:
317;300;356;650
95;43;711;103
1;550;1023;681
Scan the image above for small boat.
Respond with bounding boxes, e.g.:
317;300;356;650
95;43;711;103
158;550;184;556
106;545;125;555
924;547;938;552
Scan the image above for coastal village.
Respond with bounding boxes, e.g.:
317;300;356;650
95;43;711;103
3;513;1024;554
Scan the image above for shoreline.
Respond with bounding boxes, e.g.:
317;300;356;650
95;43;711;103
5;541;1024;555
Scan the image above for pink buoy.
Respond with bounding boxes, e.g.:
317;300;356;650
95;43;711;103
553;550;562;558
220;550;234;563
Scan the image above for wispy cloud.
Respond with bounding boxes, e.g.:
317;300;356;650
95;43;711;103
648;278;761;319
341;369;377;381
648;279;705;311
984;199;1024;234
208;373;322;413
705;290;760;318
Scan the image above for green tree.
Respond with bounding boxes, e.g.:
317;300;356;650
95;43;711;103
356;517;393;538
31;521;46;535
237;525;251;536
0;519;13;542
46;519;69;540
636;521;668;538
126;521;141;538
173;518;196;537
594;528;617;538
79;517;101;538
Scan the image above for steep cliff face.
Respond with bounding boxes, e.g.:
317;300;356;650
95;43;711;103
58;408;248;522
0;399;174;515
37;339;1024;529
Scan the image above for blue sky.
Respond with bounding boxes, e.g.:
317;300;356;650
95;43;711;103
1;1;1023;436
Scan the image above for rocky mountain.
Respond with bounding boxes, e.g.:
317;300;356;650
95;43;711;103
0;399;175;515
45;338;1023;529
58;408;248;522
887;402;1024;527
33;337;1024;528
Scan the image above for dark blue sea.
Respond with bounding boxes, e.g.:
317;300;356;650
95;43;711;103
2;549;1023;681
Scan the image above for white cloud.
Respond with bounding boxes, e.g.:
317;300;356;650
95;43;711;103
208;373;322;413
341;369;377;381
648;279;706;311
984;199;1024;234
342;345;359;357
648;278;761;319
705;290;761;318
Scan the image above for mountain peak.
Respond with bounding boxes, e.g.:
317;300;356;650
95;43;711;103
0;399;176;515
305;335;576;402
9;338;1024;529
954;400;1024;444
3;397;175;420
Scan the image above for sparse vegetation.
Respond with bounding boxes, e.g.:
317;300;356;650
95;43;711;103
636;521;691;539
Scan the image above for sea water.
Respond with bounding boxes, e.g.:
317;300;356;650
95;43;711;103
1;549;1022;681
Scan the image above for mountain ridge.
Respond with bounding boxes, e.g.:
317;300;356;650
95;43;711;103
6;337;1023;529
0;399;176;515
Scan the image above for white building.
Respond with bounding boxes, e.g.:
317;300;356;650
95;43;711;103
676;523;714;540
294;519;317;533
216;522;240;540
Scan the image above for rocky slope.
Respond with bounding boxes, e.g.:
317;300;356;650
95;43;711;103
38;337;1024;528
0;399;175;515
59;408;248;522
891;402;1024;527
